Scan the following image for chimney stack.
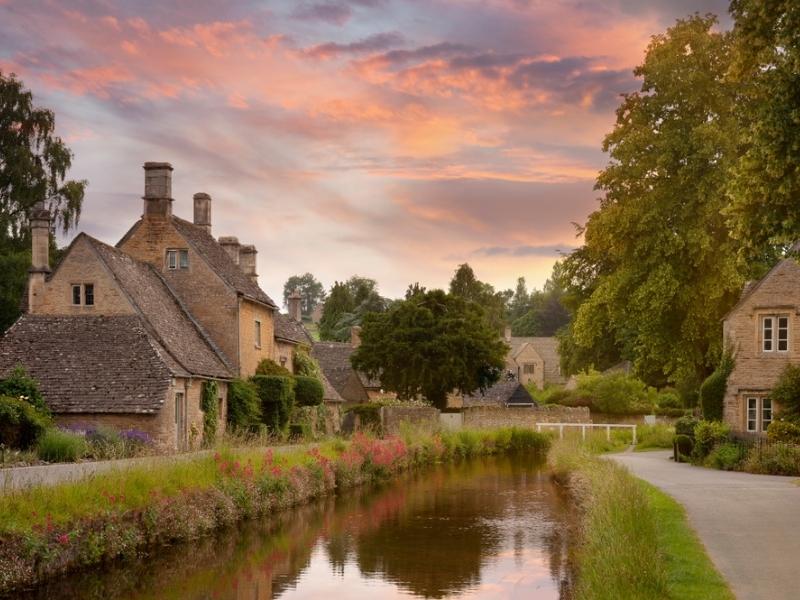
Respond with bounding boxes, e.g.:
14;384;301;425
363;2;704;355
219;236;240;264
351;325;362;348
142;162;173;219
27;202;51;313
288;288;302;322
193;192;211;233
239;244;258;284
504;326;512;343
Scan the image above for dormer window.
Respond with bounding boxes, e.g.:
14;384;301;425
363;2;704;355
71;283;95;306
762;314;789;352
166;249;189;270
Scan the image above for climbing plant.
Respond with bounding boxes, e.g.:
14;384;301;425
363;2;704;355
200;380;219;447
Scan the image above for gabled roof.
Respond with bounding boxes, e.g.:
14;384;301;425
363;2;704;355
509;336;559;363
722;258;796;321
463;380;536;407
274;313;314;345
0;315;173;413
311;341;382;390
85;235;231;379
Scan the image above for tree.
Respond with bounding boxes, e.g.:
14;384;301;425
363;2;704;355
319;281;355;341
0;72;86;331
351;289;508;410
558;16;744;387
511;276;570;337
282;273;325;317
319;276;390;341
507;277;530;323
448;264;507;331
725;1;800;255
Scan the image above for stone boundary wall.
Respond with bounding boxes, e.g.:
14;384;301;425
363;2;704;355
380;406;440;436
461;405;591;430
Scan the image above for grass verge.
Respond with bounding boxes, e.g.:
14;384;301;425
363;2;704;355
551;442;733;600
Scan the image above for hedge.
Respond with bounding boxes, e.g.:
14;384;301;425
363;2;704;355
294;376;324;407
226;378;262;432
699;351;734;421
0;395;50;449
251;375;295;433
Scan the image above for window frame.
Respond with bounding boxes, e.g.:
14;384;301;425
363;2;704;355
762;398;773;431
762;314;790;353
522;363;536;375
763;316;774;352
746;396;773;433
84;283;94;306
746;397;758;432
254;319;262;349
777;316;789;352
179;249;189;269
71;284;82;306
166;250;178;270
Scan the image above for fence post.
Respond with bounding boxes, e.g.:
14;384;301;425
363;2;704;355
581;425;586;441
559;424;564;439
606;425;611;441
632;425;637;446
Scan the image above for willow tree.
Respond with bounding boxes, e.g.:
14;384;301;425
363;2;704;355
560;16;742;388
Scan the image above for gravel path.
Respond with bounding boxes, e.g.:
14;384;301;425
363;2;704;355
610;450;800;600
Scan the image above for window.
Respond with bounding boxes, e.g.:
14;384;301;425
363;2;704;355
71;284;94;306
522;363;535;375
255;320;262;349
167;250;178;270
762;314;789;352
762;398;773;431
747;396;773;433
179;249;189;269
72;284;81;306
747;397;758;432
84;284;94;306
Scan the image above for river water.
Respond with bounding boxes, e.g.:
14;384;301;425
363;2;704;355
22;455;576;600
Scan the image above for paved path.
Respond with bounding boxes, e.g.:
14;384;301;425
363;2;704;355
0;443;310;493
610;450;800;600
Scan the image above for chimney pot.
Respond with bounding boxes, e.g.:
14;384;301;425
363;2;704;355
142;162;173;218
193;192;212;233
239;244;258;284
288;288;302;322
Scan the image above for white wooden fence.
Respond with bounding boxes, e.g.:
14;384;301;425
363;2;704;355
535;422;637;445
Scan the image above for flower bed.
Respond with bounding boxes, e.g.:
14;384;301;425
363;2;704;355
0;427;549;593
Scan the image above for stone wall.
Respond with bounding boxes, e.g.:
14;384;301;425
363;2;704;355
380;406;440;436
461;405;590;430
56;412;171;449
238;298;276;377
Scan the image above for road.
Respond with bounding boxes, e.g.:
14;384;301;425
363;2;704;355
610;450;800;600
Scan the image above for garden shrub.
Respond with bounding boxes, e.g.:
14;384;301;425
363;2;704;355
345;403;382;433
654;406;691;417
743;442;800;476
571;371;655;414
705;442;746;471
254;359;292;377
636;424;675;450
692;420;730;459
528;384;573;405
251;375;295;433
674;415;699;437
37;429;87;462
770;364;800;420
699;351;734;421
294;376;324;407
200;380;219;447
0;395;49;449
766;420;800;444
293;348;322;379
673;434;694;461
0;366;48;414
227;378;262;432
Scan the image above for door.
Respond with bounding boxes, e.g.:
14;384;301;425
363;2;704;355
175;391;187;450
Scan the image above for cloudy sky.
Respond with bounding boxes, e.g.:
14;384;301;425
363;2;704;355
0;0;731;302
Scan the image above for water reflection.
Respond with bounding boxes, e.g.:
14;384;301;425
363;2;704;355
20;456;575;600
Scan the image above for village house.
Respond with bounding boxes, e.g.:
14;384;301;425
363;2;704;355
722;256;800;435
0;162;321;449
504;329;566;389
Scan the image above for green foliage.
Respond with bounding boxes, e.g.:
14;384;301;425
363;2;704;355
571;371;655;415
656;390;681;410
0;250;29;333
319;276;388;342
226;378;262;432
0;365;47;413
673;434;694;461
766;420;800;444
294;376;324;407
251;375;295;433
0;395;49;449
351;289;508;409
692;420;730;459
292;347;322;379
527;384;572;405
705;443;746;471
254;358;292;377
557;16;744;388
282;273;325;317
770;364;800;420
345;403;382;433
200;380;219;447
674;416;699;437
635;424;675;451
448;263;507;331
699;351;734;421
37;429;87;462
509;275;570;337
743;442;800;476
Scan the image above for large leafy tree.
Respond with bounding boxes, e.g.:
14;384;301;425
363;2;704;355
318;276;390;341
282;272;326;317
726;1;800;253
319;281;355;341
448;263;507;331
559;16;743;388
351;289;508;410
0;72;86;332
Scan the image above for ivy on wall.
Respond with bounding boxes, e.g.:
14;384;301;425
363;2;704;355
201;380;219;447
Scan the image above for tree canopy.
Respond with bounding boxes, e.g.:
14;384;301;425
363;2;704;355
319;275;389;341
282;272;325;317
351;288;508;410
448;263;508;332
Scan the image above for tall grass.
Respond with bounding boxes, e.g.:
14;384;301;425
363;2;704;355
36;429;87;463
635;424;675;451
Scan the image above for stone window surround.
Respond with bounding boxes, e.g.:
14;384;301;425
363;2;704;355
166;248;190;270
743;393;774;433
70;283;95;307
254;319;262;349
753;308;792;354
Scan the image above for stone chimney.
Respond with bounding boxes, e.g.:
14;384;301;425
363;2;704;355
193;192;211;233
504;326;512;343
351;325;362;348
239;244;258;284
27;202;51;313
219;236;240;264
288;288;302;322
142;162;173;218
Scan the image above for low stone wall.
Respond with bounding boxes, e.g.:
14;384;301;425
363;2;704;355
461;405;591;430
380;406;440;436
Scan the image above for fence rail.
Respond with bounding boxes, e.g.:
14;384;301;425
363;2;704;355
535;422;637;445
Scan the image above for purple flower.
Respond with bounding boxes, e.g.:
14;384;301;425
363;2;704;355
120;429;153;445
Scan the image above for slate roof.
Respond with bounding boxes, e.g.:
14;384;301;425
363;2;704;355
319;371;344;403
463;381;537;407
311;342;382;391
274;313;314;345
0;315;173;413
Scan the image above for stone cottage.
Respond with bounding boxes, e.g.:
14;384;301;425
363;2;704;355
504;331;566;389
0;162;316;449
722;256;800;435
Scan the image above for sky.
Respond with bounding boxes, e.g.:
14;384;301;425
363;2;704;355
0;0;732;303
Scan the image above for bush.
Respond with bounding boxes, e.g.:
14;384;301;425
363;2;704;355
293;348;322;379
636;424;675;450
294;376;324;407
692;420;730;459
227;379;262;432
674;434;694;461
200;380;219;447
0;366;48;414
771;364;800;420
571;371;655;414
743;442;800;476
766;420;800;444
254;359;292;377
654;406;691;417
37;429;87;462
699;351;734;421
656;390;681;410
705;442;746;471
674;416;699;437
528;384;573;405
345;403;382;433
251;375;295;433
0;395;50;449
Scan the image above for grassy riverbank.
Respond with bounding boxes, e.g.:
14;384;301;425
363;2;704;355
0;427;549;594
551;443;733;600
